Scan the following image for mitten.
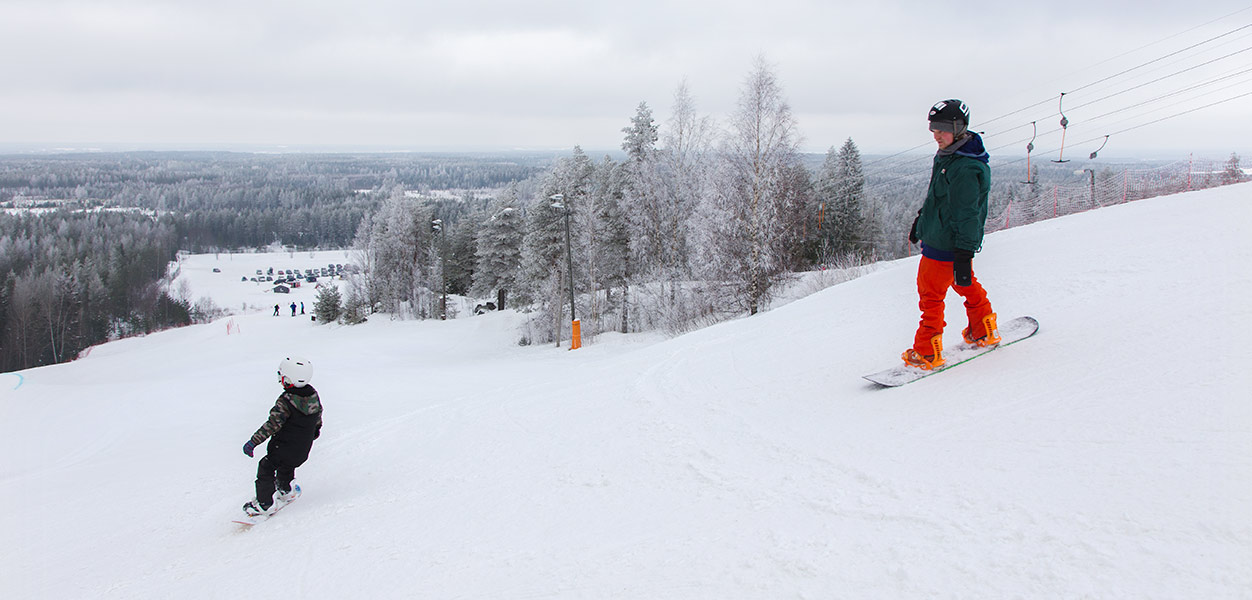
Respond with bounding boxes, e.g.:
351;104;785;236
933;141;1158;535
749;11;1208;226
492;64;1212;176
243;440;256;457
953;248;974;287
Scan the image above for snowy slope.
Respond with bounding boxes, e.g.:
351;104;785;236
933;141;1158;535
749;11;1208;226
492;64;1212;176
2;184;1250;599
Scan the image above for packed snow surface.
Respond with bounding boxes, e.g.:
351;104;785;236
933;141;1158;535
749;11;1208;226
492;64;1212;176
2;184;1250;598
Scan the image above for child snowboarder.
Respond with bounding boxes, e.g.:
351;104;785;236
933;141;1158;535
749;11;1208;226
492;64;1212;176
904;99;1001;370
242;356;323;516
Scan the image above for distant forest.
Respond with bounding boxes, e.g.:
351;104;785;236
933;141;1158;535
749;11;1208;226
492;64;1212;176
0;151;552;371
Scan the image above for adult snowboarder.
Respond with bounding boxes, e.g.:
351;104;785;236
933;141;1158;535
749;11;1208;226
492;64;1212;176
242;357;323;516
903;99;1001;370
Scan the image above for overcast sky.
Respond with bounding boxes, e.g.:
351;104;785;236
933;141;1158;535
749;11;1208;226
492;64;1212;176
2;0;1249;157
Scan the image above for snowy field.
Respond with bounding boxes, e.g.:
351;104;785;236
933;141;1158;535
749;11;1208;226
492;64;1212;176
169;248;357;317
2;183;1250;598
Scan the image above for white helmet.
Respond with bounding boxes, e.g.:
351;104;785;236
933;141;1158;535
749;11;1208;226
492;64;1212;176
278;356;313;388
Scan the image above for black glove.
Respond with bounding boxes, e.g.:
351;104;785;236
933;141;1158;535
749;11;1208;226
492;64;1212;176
243;440;256;457
908;215;920;244
953;248;974;287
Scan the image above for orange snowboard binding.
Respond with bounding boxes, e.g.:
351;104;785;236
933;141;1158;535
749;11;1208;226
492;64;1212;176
902;334;945;370
962;313;1002;348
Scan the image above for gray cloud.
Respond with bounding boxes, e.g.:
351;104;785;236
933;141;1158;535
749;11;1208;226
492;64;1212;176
1;0;1249;155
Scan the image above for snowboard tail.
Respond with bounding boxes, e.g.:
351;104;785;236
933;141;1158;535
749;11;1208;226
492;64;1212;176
864;316;1038;387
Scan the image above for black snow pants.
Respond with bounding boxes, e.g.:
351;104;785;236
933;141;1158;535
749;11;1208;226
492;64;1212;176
255;455;300;508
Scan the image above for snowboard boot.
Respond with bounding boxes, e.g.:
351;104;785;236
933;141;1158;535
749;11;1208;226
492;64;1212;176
243;498;272;517
902;334;945;370
962;313;1002;347
276;484;300;503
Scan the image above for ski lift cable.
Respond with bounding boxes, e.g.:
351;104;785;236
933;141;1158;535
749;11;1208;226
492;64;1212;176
982;44;1252;145
975;20;1252;132
1081;70;1252;124
1005;70;1252;143
987;6;1252;116
1065;22;1252;97
1066;45;1252;113
1021;89;1252;164
1063;29;1252;104
982;82;1252;161
976;69;1252;159
1058;5;1252;80
1079;84;1252;136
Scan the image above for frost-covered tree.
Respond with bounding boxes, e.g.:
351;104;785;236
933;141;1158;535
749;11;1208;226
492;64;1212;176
471;185;524;310
520;147;595;345
622;102;659;162
588;156;630;333
618;83;716;333
621;101;666;282
694;57;805;316
351;188;435;318
1224;152;1244;185
661;80;713;279
815;138;869;261
313;283;342;324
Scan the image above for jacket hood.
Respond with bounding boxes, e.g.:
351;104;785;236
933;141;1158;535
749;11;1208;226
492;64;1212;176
953;132;990;164
283;385;321;415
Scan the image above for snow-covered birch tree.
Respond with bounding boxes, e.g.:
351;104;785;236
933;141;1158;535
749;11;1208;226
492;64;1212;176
693;57;805;316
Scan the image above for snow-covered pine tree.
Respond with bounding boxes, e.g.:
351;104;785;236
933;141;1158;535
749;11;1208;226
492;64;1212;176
445;212;478;297
471;185;524;310
589;156;629;334
519;148;594;345
816;138;869;262
313;283;341;324
621;101;663;275
622;101;659;163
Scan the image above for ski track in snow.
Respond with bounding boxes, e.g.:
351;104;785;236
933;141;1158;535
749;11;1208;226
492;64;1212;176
1;183;1250;598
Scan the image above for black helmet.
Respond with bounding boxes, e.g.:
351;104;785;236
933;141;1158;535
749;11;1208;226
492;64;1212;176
928;99;970;135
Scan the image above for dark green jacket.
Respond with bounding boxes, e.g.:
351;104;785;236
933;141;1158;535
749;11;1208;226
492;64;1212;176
916;133;991;254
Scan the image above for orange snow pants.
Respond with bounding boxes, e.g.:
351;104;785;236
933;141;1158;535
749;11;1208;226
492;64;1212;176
913;256;994;355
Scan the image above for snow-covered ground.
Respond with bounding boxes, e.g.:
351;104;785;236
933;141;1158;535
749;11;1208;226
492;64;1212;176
170;248;357;316
2;184;1249;598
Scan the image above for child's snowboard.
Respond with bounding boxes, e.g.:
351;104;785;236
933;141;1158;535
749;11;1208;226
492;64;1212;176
232;484;301;527
864;316;1039;387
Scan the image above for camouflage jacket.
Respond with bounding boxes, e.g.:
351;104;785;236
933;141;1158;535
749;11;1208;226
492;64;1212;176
250;385;323;447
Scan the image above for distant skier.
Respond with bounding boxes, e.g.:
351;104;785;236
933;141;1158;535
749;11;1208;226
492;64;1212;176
300;302;305;315
273;304;280;316
903;99;1000;370
290;302;297;317
242;357;323;516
